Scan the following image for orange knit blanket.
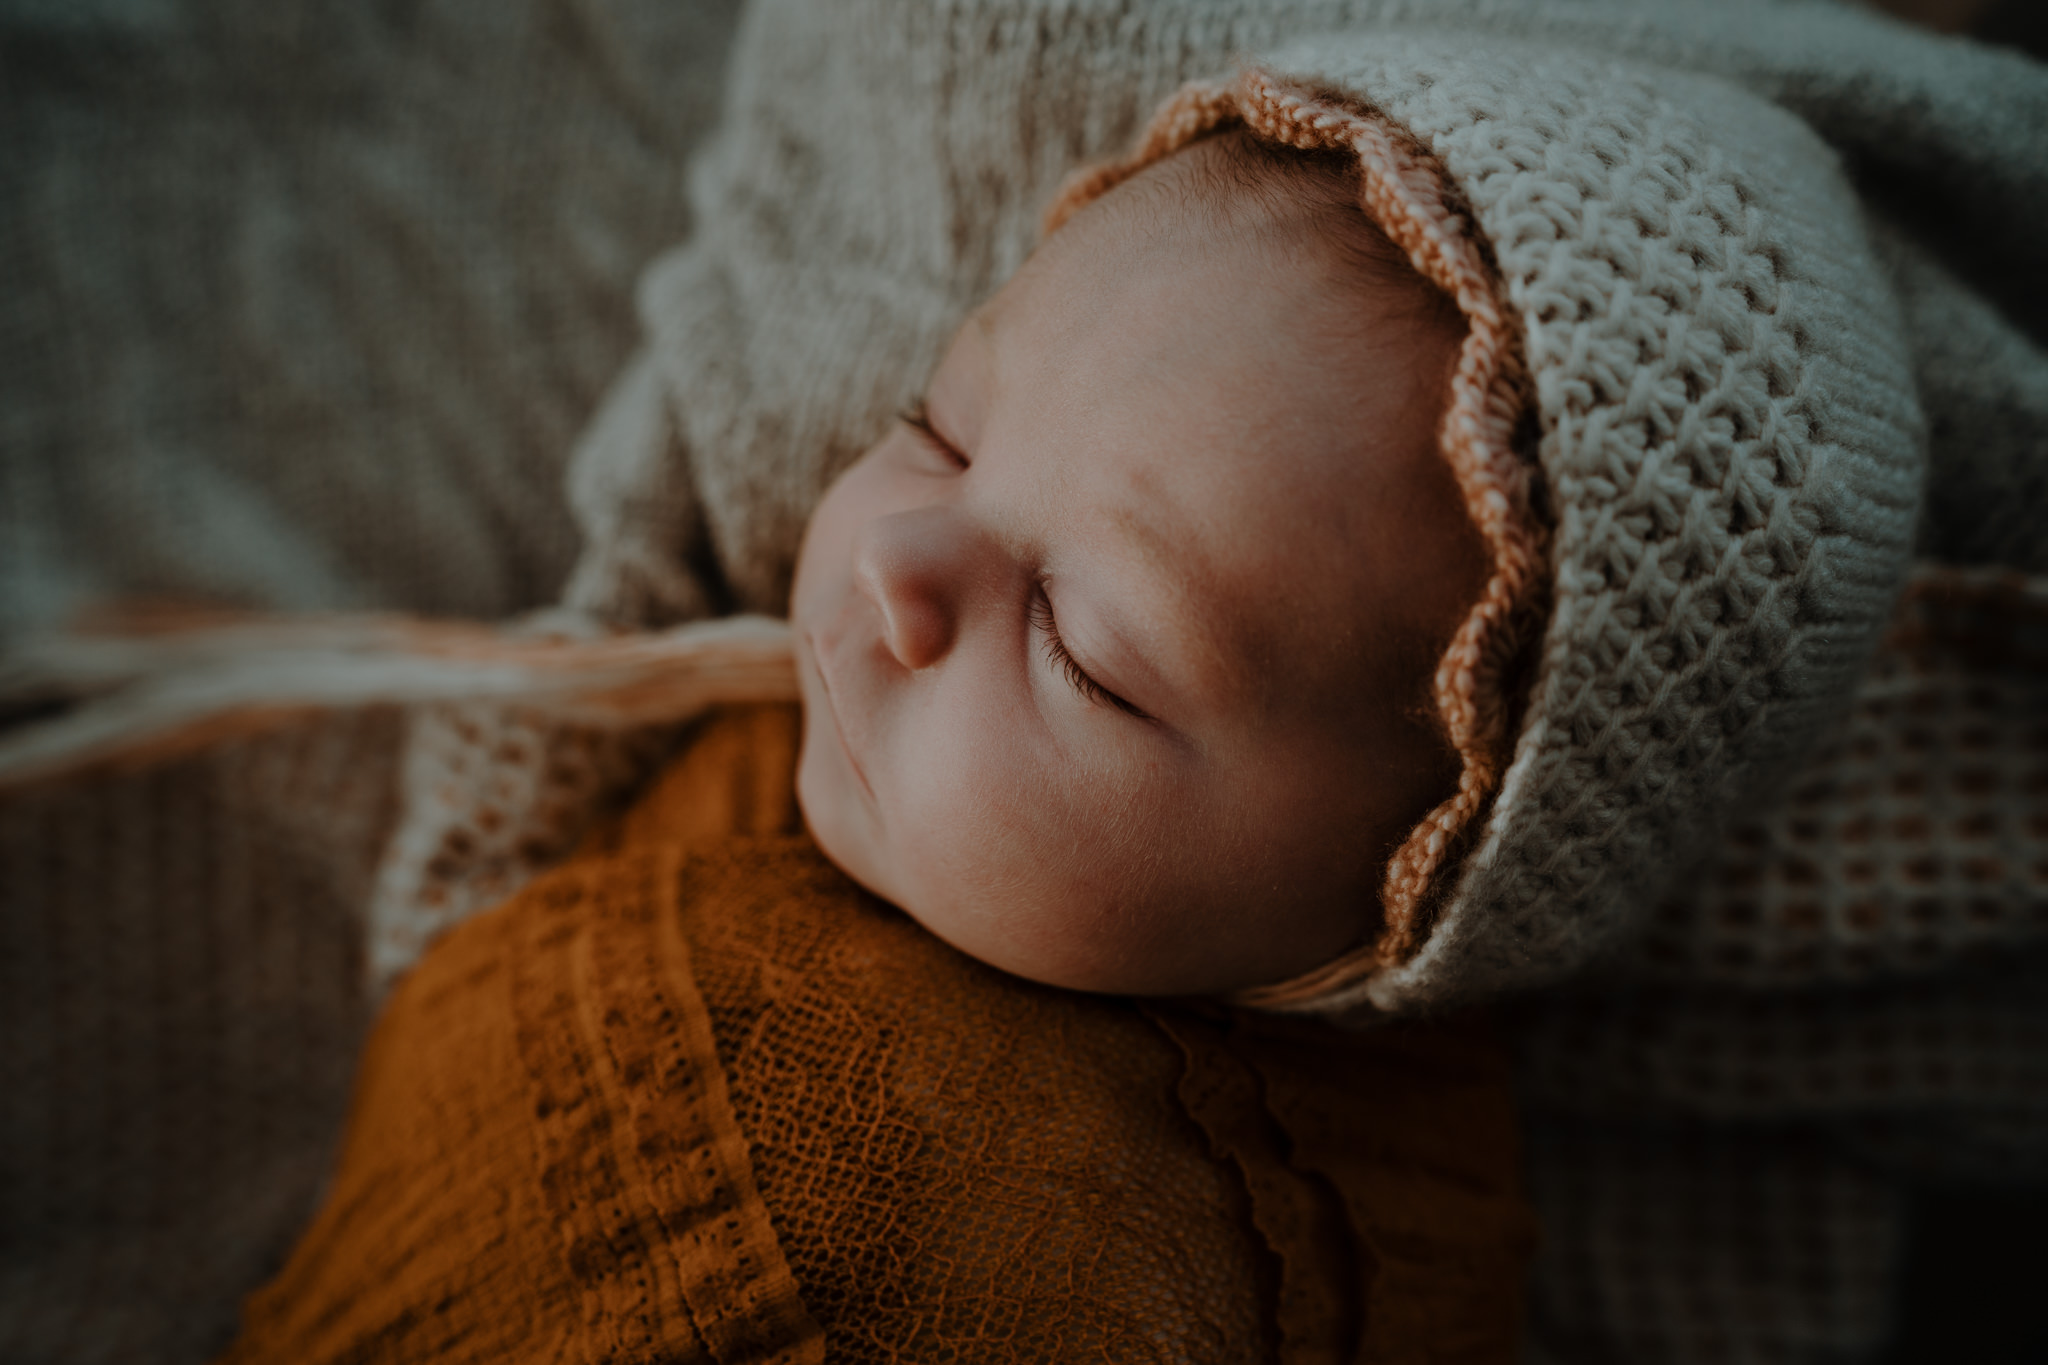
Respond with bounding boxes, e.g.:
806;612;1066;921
221;705;1533;1363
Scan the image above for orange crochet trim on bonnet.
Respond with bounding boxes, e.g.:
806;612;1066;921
1045;70;1549;1010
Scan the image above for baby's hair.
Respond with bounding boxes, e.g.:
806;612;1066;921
1142;127;1463;338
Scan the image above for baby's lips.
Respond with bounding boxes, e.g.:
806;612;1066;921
804;626;882;807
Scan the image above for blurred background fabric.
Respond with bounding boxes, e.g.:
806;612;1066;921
0;0;745;643
1;3;743;1359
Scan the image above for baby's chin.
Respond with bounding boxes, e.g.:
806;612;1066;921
793;723;892;900
861;860;1297;998
794;777;1140;991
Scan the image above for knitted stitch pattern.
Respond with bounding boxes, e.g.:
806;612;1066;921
1241;37;1924;1013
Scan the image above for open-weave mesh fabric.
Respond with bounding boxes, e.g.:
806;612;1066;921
683;850;1279;1362
363;702;679;991
1506;567;2048;1171
223;705;1534;1364
681;859;1536;1364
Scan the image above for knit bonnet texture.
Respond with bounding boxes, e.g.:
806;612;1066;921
1302;37;1925;1015
1057;41;1927;1016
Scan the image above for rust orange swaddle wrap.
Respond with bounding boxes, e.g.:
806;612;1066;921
220;705;1533;1364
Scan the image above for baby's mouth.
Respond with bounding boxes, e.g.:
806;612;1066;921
803;628;879;806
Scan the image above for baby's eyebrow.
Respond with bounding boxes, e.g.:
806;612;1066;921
924;312;1000;445
965;300;1017;371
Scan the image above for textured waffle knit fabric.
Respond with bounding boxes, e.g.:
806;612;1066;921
1025;47;1923;1020
221;705;1534;1364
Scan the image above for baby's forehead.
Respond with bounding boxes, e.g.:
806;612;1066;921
1090;430;1400;704
1153;133;1399;260
994;130;1444;357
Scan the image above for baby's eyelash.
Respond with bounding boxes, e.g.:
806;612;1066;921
899;400;965;466
1027;587;1149;720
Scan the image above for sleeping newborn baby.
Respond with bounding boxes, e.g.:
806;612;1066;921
199;25;1957;1359
791;131;1489;997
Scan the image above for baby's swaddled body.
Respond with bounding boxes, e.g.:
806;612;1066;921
220;702;1534;1363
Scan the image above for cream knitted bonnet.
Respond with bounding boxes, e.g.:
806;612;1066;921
1042;39;1923;1017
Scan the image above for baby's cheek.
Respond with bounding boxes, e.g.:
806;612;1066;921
885;736;1151;990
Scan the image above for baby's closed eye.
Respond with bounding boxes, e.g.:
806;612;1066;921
899;401;967;469
1028;583;1150;720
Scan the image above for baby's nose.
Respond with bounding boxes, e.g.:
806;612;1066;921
852;508;963;671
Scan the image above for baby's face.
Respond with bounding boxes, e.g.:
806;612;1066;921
790;138;1484;996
